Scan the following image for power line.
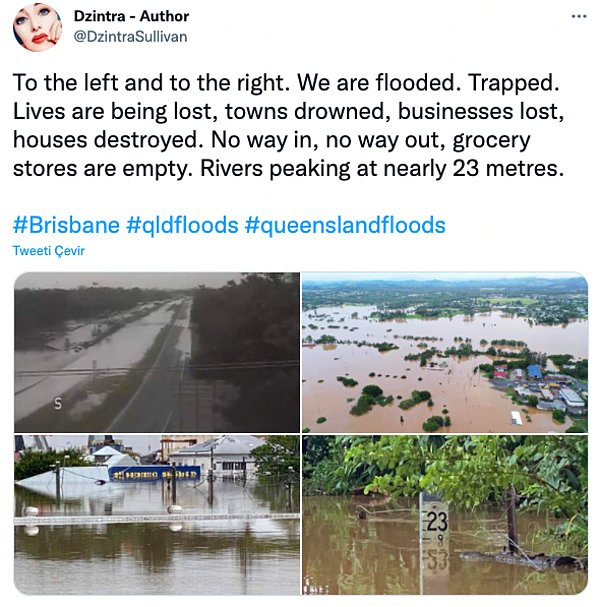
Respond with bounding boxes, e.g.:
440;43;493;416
15;359;299;378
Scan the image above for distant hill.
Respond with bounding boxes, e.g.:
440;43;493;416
303;276;587;293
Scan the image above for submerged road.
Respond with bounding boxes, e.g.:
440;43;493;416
106;307;186;433
106;300;299;433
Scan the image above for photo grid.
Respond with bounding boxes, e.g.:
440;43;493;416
14;272;587;594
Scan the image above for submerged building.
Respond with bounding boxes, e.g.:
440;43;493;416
559;387;585;414
169;435;265;474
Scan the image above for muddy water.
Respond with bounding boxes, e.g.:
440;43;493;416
14;480;300;595
303;307;588;358
15;301;188;421
302;496;587;595
302;307;587;433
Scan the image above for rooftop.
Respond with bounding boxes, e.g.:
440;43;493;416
173;435;265;456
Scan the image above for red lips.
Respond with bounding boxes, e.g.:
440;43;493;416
31;33;48;44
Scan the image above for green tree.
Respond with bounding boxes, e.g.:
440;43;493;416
552;409;566;423
251;436;300;476
343;435;587;555
303;436;384;495
362;384;383;398
15;448;92;481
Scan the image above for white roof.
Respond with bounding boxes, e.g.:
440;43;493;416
93;446;123;457
105;453;137;468
17;466;110;488
172;435;265;457
511;411;523;425
559;387;584;405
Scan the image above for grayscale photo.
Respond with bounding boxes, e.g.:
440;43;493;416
15;273;300;433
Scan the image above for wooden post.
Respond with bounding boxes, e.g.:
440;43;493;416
506;483;519;554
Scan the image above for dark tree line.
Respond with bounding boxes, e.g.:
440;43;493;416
190;273;299;364
15;287;173;339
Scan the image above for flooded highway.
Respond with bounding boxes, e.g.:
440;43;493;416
16;284;300;433
15;301;184;422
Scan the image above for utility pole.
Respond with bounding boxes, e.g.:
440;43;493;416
285;466;294;511
208;447;214;506
193;368;199;431
178;359;184;432
171;462;177;505
54;461;61;506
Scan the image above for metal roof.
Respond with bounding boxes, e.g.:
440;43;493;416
172;435;265;456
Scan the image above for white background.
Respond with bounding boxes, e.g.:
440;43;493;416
2;0;597;604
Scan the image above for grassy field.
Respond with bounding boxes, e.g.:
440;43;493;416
482;297;537;305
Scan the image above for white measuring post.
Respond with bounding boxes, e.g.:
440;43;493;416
419;491;450;595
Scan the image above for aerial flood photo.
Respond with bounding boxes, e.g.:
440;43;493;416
302;273;588;434
14;434;300;595
15;273;300;433
302;435;587;595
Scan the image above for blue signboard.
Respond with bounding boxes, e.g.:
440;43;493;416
109;465;202;482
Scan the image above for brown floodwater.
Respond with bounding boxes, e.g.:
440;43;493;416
14;480;300;595
302;496;587;595
302;307;588;433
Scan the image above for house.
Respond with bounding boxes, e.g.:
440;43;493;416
515;386;532;398
559;387;585;414
527;364;542;379
160;435;215;461
169;435;266;474
545;374;573;385
85;445;137;468
493;366;507;379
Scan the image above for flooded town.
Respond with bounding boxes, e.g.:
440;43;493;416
15;273;300;433
302;274;588;433
12;272;590;597
14;434;300;594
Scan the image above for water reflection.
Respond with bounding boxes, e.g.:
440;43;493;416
15;302;181;421
15;480;300;595
15;476;300;517
302;496;587;595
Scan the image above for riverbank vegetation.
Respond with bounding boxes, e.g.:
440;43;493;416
303;435;587;556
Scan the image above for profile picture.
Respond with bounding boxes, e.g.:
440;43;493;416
13;4;61;52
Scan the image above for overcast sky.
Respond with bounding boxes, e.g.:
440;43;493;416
39;435;163;454
15;273;243;290
304;272;582;282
